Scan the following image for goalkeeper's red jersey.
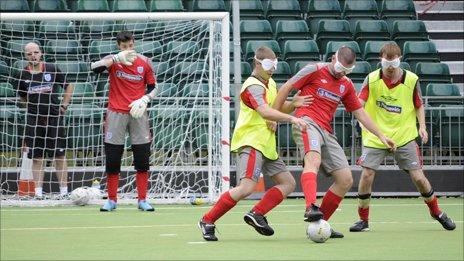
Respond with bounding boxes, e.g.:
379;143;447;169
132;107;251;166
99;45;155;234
107;54;156;113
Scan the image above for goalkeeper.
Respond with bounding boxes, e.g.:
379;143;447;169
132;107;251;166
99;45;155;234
198;46;311;241
91;31;156;211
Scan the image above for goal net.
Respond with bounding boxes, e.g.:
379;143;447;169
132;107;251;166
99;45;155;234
0;12;230;206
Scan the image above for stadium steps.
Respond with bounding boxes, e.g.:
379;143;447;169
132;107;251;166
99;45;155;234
415;0;464;87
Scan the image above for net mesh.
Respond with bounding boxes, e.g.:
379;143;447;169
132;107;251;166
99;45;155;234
0;17;228;205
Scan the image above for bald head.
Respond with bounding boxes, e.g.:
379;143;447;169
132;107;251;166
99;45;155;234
337;46;356;65
24;42;42;67
255;46;276;60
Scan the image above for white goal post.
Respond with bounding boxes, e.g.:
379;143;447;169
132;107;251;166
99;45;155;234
0;12;230;205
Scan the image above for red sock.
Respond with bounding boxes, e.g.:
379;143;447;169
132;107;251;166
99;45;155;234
358;207;369;221
107;173;119;202
136;171;149;201
301;172;317;207
320;189;343;221
252;187;284;215
425;196;442;217
202;191;237;224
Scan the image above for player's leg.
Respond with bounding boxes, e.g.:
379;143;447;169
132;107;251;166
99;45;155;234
397;141;456;230
292;119;324;222
350;147;387;232
199;147;262;241
26;116;46;198
100;111;128;211
129;112;154;211
31;157;44;198
49;116;68;197
244;158;295;236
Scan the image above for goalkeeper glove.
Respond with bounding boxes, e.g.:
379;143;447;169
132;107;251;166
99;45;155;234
112;50;137;66
129;95;150;119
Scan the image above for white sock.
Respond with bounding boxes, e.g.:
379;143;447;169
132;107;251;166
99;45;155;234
35;187;43;197
60;186;68;195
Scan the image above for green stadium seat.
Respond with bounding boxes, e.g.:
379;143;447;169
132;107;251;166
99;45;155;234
391;20;429;48
230;0;264;19
55;61;89;82
38;20;76;39
44;40;82;62
148;0;184;12
353;82;364;93
80;21;119;40
151;61;171;82
240;20;273;46
184;83;209;97
163;41;200;62
292;61;318;75
122;20;156;37
71;82;95;102
77;0;110;12
403;41;440;69
315;20;352;54
12;60;29;76
151;108;186;149
278;123;296;149
112;0;147;12
244;40;281;63
266;0;302;27
425;84;462;107
66;104;103;151
0;61;9;81
437;105;464;149
333;109;352;147
134;41;162;59
0;0;29;12
324;41;361;62
283;40;320;70
349;61;371;83
353;20;390;50
375;61;411;71
274;20;311;48
191;0;226;11
363;40;396;68
0;105;22;152
343;0;379;19
33;0;69;12
156;83;178;97
172;61;207;83
306;0;342;35
272;61;291;83
0;83;15;98
1;20;35;39
229;62;252;84
380;0;416;20
415;62;452;93
89;40;118;61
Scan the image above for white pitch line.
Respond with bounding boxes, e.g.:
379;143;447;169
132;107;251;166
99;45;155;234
1;221;462;232
187;242;207;244
159;234;177;237
1;203;462;212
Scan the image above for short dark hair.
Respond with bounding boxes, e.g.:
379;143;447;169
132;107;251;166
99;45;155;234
116;31;134;44
337;46;356;65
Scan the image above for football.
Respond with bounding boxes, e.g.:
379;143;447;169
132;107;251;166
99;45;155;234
70;187;91;206
306;219;331;243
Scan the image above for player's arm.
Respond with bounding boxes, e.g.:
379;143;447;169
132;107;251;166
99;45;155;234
358;76;369;106
55;66;73;112
129;57;156;118
413;81;428;144
244;85;307;130
280;90;313;114
90;50;137;74
273;64;317;112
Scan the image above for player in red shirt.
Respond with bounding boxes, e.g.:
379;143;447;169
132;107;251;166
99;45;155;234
91;31;156;211
273;46;396;238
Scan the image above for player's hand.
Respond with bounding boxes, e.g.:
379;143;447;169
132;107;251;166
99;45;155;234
266;121;277;132
113;50;137;66
379;135;397;152
128;95;150;119
291;90;313;108
290;116;307;131
418;126;428;144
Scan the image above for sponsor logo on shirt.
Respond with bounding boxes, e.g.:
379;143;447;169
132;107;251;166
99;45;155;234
316;88;341;103
376;100;402;114
28;84;52;93
116;70;143;81
379;95;397;102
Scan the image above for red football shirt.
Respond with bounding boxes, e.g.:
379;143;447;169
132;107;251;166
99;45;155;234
107;54;156;113
290;63;362;133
